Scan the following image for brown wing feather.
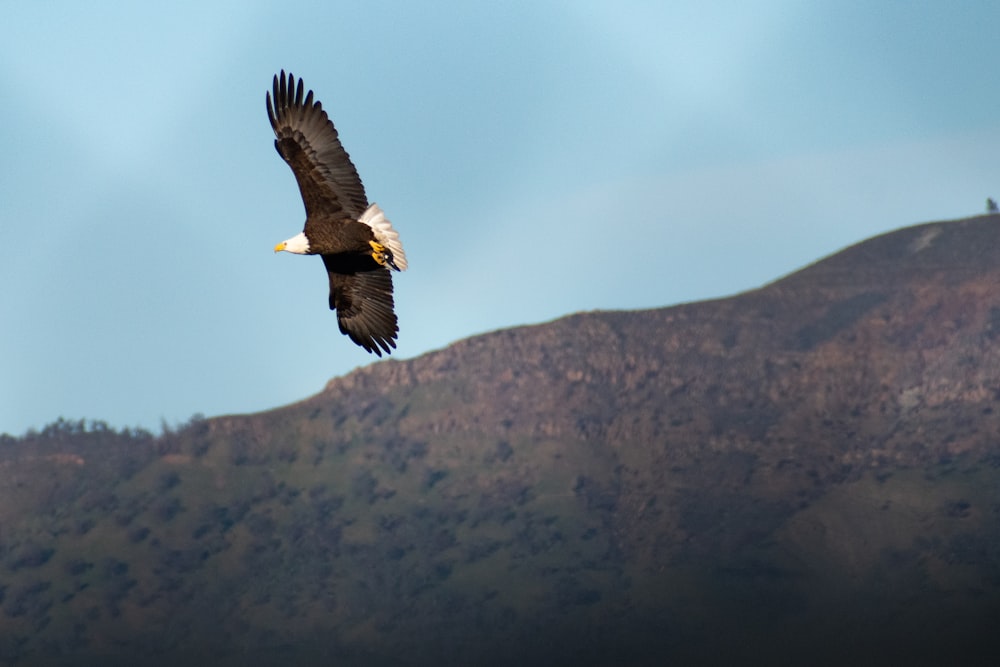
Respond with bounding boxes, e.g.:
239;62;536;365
323;258;398;356
266;70;369;219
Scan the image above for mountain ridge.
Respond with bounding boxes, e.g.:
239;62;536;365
3;213;1000;666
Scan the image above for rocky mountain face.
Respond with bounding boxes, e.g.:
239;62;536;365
2;215;1000;666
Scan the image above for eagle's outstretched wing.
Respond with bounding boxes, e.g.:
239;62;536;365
324;258;398;356
266;70;369;220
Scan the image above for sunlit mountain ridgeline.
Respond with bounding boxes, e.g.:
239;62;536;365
3;215;1000;666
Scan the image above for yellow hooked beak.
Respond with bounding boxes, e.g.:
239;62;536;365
274;241;287;253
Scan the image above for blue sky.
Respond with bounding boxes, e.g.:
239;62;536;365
3;1;1000;436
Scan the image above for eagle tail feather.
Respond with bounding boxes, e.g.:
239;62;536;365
359;204;407;271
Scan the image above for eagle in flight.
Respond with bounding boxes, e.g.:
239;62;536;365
268;70;407;356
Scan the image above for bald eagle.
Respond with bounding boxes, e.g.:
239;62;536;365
267;70;407;356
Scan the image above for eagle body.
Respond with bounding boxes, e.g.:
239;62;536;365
267;70;407;356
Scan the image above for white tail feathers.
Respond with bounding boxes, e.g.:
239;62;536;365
359;203;408;271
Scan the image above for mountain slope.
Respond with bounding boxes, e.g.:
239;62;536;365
3;214;1000;666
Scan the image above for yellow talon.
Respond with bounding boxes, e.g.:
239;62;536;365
369;240;387;266
369;240;398;270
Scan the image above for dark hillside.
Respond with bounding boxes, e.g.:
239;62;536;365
3;215;1000;666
